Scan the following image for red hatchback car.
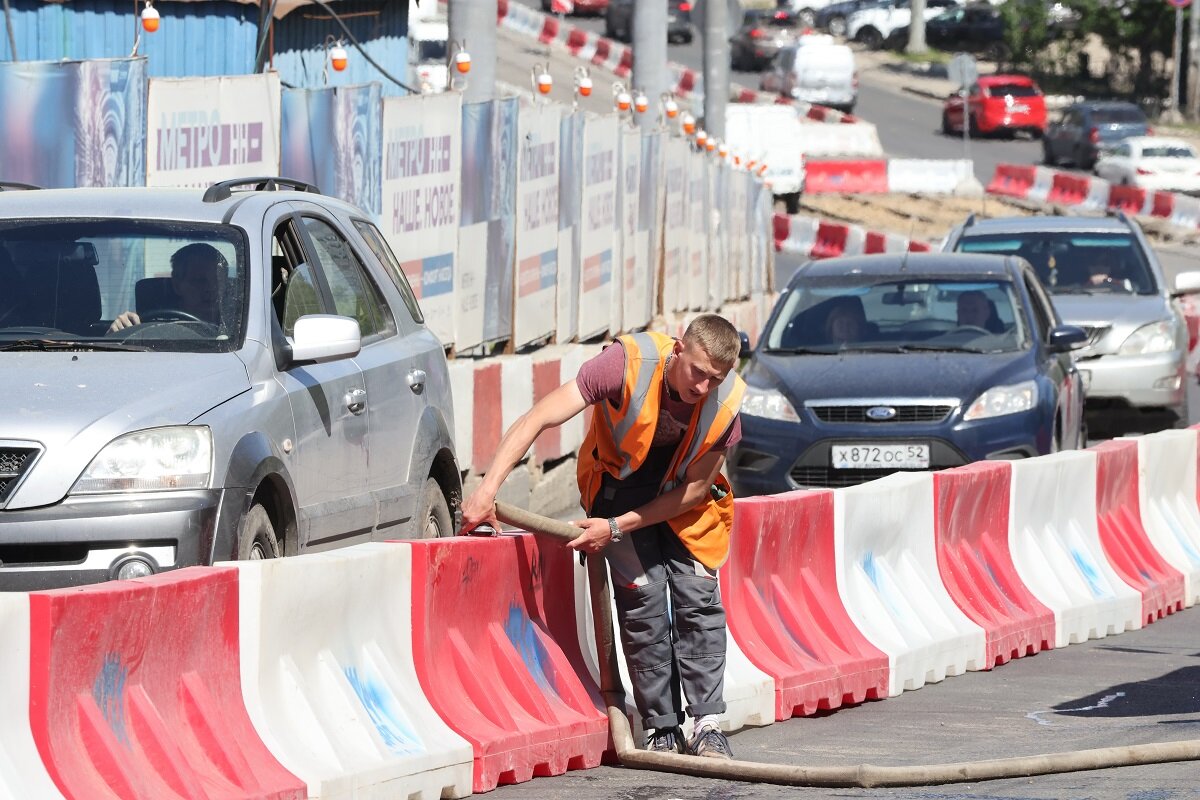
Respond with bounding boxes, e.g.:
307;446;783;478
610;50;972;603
941;75;1047;139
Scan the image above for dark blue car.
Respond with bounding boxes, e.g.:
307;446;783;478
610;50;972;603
729;253;1088;495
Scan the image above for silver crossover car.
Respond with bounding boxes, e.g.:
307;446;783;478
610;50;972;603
0;178;460;589
945;213;1196;435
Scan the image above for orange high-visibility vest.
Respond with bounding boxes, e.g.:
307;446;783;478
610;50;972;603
577;331;746;568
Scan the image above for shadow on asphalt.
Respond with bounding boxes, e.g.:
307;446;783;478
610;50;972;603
1050;666;1200;718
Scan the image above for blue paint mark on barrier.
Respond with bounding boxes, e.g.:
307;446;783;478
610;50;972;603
1070;547;1110;598
1164;514;1200;563
504;604;555;694
763;584;817;659
344;665;423;755
92;652;129;747
861;552;905;619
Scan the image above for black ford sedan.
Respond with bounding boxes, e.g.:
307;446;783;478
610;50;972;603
729;253;1088;495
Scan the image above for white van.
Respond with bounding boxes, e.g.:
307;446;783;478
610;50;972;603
760;34;857;113
725;104;806;213
408;17;449;93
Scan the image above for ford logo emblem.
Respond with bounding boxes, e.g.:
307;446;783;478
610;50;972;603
866;406;896;421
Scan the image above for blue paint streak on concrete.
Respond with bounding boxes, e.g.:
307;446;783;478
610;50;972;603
1071;547;1111;598
92;652;129;747
344;666;422;755
505;604;556;695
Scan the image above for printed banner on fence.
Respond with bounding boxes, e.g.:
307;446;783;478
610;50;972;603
513;102;562;349
281;83;382;217
662;138;689;315
557;112;584;343
0;57;146;188
638;132;664;332
614;127;642;335
382;91;461;347
460;98;518;350
147;73;281;188
688;150;709;311
578;115;618;340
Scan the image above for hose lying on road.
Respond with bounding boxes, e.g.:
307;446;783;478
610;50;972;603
493;500;1200;788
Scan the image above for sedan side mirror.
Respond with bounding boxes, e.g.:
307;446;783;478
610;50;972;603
1173;270;1200;296
1047;324;1088;353
289;314;362;364
739;330;752;359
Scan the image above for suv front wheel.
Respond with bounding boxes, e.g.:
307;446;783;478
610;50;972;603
416;477;454;538
238;503;282;560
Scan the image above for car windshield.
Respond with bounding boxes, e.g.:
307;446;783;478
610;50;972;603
0;220;246;352
957;232;1157;295
1141;144;1195;158
1092;106;1144;124
987;83;1039;98
763;277;1029;354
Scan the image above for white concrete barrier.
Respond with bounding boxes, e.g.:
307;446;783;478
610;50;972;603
232;543;474;800
1084;176;1111;213
836;472;986;697
781;215;819;257
447;359;475;474
1171;194;1200;229
796;121;883;158
1028;166;1054;203
0;594;66;800
886;159;974;195
1009;451;1143;646
571;558;775;742
1135;430;1200;606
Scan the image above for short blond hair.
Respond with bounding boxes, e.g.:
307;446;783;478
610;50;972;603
683;314;741;368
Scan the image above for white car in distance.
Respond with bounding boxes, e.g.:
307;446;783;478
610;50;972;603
1094;137;1200;194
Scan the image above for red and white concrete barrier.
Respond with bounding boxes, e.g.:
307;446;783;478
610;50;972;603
773;212;930;258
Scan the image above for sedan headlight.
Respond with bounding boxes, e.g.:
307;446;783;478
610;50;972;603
964;380;1038;421
72;426;213;494
741;385;801;423
1119;320;1176;356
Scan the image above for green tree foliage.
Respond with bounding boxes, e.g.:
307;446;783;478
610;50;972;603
998;0;1053;72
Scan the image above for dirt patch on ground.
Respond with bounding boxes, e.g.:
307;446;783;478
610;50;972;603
786;193;1036;244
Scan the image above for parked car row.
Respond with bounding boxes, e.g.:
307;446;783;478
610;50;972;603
729;209;1200;498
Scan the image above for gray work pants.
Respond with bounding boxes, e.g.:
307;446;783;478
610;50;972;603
589;460;728;731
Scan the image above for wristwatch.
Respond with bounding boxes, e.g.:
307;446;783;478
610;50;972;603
607;517;624;544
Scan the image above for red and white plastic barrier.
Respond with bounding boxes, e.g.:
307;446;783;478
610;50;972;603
773;212;930;258
1008;451;1143;647
932;462;1055;669
837;472;987;696
1136;429;1200;606
722;490;889;719
233;544;474;800
0;594;64;798
801;158;976;195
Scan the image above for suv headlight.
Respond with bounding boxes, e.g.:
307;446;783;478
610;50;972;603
72;426;213;494
964;380;1038;421
741;385;801;423
1119;320;1176;356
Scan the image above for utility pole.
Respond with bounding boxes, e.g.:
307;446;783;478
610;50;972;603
702;0;729;139
448;0;496;102
1168;3;1184;122
907;0;927;54
632;0;668;128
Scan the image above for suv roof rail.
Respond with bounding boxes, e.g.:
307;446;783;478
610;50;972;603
202;177;321;203
963;212;976;229
0;182;42;191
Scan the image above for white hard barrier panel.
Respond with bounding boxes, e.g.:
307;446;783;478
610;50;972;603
835;472;986;697
1135;430;1200;606
1084;176;1111;213
231;543;473;800
844;224;867;256
446;360;475;474
0;594;66;800
1028;166;1054;203
1171;195;1200;229
1008;451;1143;647
795;121;884;158
780;216;819;257
571;558;775;742
886;159;974;195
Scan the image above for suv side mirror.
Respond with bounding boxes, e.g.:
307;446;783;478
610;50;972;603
739;330;752;359
1047;324;1087;352
1173;271;1200;296
289;314;361;363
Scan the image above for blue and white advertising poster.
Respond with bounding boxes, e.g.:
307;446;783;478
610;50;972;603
513;100;561;350
689;150;710;311
147;73;281;189
638;132;664;331
382;90;462;348
614;126;643;335
577;113;618;342
0;57;146;189
459;97;518;351
281;83;382;217
555;111;584;344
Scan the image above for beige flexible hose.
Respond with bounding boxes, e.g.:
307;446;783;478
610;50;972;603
493;501;1200;788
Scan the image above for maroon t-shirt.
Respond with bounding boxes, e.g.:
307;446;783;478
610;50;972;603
575;340;742;452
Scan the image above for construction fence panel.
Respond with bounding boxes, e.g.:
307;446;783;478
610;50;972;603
578;113;619;341
513;100;563;350
557;111;585;343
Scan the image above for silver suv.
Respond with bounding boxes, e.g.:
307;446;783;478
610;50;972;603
944;213;1196;435
0;178;460;590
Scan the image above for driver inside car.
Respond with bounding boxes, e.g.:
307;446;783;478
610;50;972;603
108;243;226;333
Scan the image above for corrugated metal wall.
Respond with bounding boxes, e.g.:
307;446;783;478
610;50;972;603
0;0;410;92
0;0;259;76
270;0;410;96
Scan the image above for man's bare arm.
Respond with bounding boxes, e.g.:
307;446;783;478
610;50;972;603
460;379;590;533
